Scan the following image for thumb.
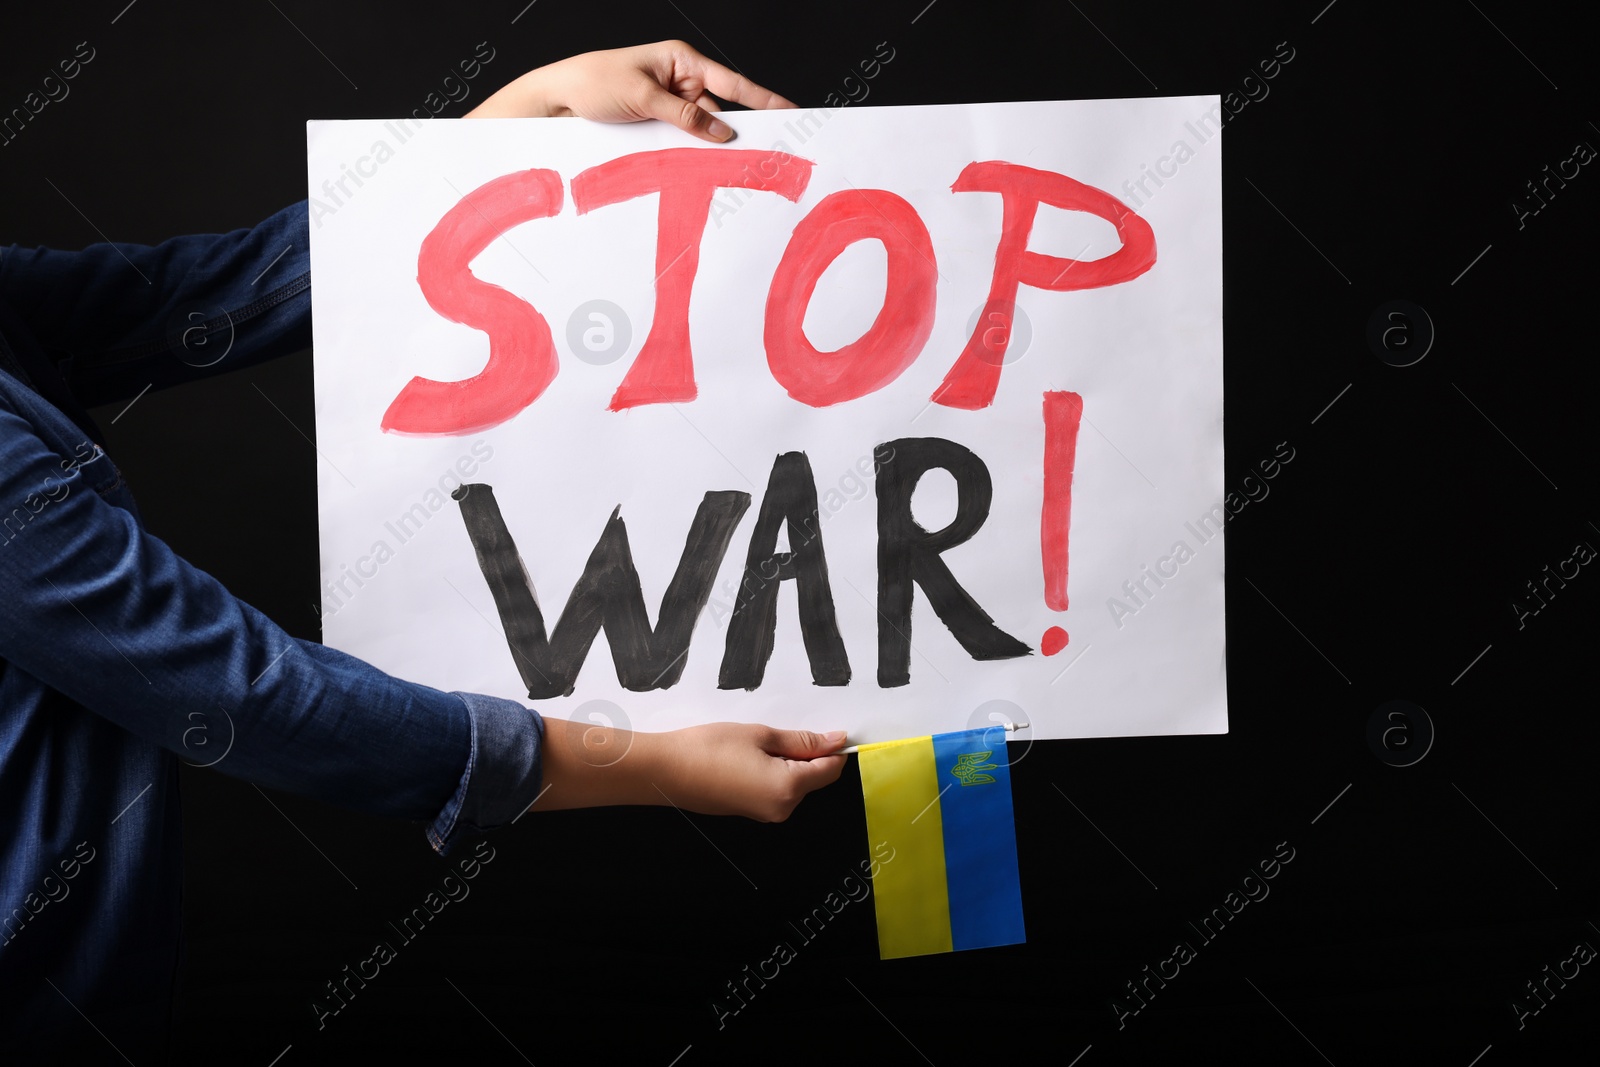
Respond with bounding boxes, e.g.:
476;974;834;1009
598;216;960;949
768;729;849;760
641;83;733;142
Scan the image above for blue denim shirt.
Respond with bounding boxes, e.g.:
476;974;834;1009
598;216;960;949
0;201;545;1055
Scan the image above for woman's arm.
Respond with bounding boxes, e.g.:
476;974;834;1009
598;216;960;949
0;391;845;848
536;720;847;821
0;201;312;409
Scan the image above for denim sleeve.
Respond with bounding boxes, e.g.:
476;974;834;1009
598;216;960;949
0;202;312;409
0;399;544;856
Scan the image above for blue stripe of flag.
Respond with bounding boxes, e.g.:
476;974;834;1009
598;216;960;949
932;727;1026;951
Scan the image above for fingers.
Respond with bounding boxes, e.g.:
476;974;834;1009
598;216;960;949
639;80;733;142
766;728;849;760
664;41;797;110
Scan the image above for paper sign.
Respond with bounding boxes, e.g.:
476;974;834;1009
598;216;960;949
306;97;1226;744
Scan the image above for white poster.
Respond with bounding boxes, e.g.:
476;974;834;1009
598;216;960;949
306;96;1226;745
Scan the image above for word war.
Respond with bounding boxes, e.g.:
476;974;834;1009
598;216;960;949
454;415;1081;699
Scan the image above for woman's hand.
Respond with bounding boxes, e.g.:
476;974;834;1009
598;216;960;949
465;40;796;142
532;719;848;822
656;723;849;821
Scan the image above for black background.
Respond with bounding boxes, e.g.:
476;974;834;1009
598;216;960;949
3;1;1597;1063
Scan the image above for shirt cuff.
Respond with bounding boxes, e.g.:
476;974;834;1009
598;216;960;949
427;691;544;856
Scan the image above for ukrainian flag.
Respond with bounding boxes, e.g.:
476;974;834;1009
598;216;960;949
858;727;1026;958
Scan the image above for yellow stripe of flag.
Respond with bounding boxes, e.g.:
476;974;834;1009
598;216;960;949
858;735;952;958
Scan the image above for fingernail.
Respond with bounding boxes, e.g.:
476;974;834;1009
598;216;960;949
708;118;733;141
824;730;847;745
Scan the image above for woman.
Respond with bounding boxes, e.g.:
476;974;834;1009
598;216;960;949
0;41;846;1055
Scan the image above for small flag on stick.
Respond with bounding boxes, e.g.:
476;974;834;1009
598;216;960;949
858;726;1026;959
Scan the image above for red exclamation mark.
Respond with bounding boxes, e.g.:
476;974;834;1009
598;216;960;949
1041;390;1083;656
